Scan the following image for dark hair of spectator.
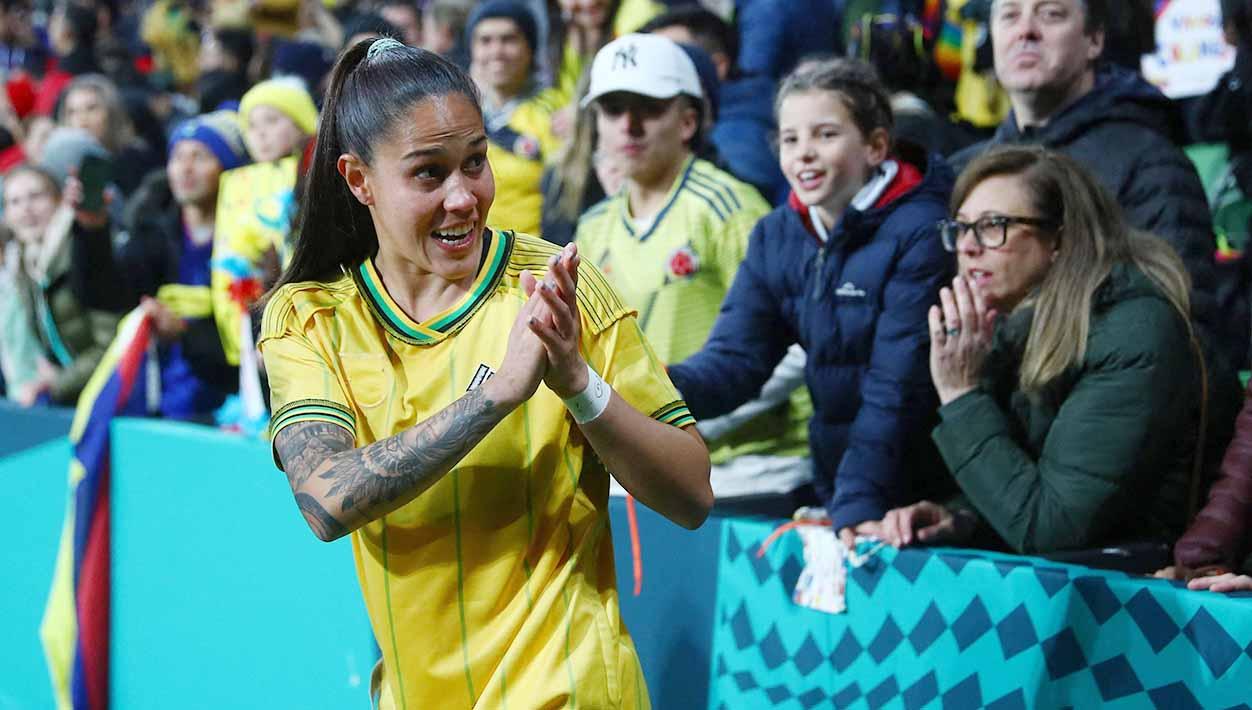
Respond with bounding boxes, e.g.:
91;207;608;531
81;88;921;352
213;27;256;69
775;58;894;139
952;146;1191;392
638;5;739;72
991;0;1107;34
56;1;97;47
272;38;482;292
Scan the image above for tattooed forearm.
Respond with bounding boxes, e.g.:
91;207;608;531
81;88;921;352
274;386;508;541
295;492;348;541
276;423;354;488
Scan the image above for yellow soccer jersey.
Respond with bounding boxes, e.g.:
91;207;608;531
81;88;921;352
575;156;810;462
485;89;563;237
259;231;693;710
212;156;298;364
575;156;769;364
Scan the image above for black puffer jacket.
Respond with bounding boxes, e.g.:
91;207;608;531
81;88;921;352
954;66;1223;359
116;170;237;396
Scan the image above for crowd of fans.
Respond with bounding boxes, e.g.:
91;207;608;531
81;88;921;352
5;0;1252;591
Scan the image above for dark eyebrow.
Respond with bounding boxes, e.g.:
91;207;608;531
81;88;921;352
401;134;488;161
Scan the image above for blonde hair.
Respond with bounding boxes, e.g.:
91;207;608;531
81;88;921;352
953;146;1192;392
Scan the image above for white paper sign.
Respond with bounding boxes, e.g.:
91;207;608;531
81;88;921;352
1142;0;1236;99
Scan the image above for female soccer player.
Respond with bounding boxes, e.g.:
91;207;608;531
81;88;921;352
259;37;711;709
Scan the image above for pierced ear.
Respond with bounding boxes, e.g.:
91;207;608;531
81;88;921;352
337;153;373;206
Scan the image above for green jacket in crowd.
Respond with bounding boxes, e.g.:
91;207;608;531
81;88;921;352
19;224;128;404
934;263;1239;554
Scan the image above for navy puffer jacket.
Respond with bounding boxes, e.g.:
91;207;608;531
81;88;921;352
670;145;957;529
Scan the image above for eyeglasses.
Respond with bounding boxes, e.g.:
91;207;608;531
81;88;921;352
938;215;1059;252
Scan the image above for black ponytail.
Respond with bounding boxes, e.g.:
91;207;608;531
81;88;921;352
270;38;482;295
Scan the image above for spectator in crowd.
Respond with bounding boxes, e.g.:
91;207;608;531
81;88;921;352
0;221;50;403
641;4;789;203
575;34;811;498
1166;375;1252;588
467;0;562;236
114;110;248;421
237;75;316;164
57;74;161;196
954;0;1224;363
734;0;840;80
211;76;316;367
848;13;977;157
420;0;472;66
670;58;956;537
3;155;125;406
35;1;102;115
540;73;604;246
379;0;422;47
872;147;1238;564
197;26;255;113
0;0;48;76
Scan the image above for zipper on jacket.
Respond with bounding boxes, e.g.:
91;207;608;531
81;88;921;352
810;244;829;300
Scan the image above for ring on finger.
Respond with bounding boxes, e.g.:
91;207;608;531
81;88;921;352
945;326;961;337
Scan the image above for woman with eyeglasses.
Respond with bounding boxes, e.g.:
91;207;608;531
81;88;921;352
868;146;1239;565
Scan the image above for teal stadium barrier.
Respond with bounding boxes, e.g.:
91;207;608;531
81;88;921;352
6;405;1252;708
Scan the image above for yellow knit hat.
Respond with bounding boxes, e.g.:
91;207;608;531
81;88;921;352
238;77;318;136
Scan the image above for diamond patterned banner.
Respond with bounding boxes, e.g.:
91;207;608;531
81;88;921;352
709;519;1252;708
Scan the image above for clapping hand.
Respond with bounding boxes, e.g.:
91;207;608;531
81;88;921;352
521;244;587;399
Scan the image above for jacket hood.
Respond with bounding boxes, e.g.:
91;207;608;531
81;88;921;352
995;64;1188;147
786;141;954;239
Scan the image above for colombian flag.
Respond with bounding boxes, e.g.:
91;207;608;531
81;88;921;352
40;309;155;710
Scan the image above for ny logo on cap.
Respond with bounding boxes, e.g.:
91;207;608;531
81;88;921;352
612;44;638;70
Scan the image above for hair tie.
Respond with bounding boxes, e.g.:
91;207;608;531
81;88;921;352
367;37;405;63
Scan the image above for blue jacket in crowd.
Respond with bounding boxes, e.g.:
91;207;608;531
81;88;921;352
670;146;957;530
711;73;790;204
735;0;842;79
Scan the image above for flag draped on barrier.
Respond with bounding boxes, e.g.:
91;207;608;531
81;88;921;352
40;309;155;710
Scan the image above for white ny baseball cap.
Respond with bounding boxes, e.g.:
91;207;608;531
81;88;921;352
581;33;704;108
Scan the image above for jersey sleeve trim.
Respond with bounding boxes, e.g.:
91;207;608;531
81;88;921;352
650;400;696;429
271;398;357;439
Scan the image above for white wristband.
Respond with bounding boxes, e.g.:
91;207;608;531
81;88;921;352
563;362;611;424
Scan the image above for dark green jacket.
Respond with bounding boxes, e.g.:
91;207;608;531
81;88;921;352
21;224;130;404
934;263;1237;554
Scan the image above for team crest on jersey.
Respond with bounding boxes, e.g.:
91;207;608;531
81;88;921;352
466;363;496;392
513;135;541;160
667;245;700;279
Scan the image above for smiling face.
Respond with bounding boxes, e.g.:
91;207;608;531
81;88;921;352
470;17;533;99
991;0;1103;102
3;170;58;247
595;92;696;189
955;173;1059;311
340;93;495;285
777;90;886;219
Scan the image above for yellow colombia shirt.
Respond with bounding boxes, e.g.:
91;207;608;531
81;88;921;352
259;231;693;709
485;88;563;237
575;156;810;463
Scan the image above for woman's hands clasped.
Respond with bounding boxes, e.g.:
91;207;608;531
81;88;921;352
929;275;997;405
493;244;587;406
